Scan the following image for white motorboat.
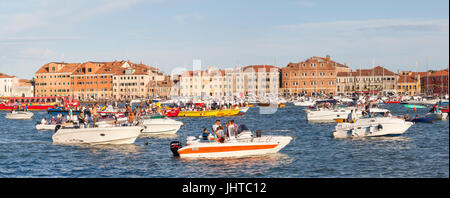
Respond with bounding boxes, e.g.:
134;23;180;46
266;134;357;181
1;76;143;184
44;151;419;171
140;116;183;135
307;106;389;123
333;116;414;138
36;123;57;130
426;112;448;120
6;111;34;119
170;125;293;158
52;125;143;145
307;107;362;122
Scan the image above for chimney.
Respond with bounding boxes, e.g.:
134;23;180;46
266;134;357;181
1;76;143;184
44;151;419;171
326;55;330;61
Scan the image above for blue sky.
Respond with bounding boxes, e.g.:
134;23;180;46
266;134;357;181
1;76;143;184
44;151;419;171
0;0;448;79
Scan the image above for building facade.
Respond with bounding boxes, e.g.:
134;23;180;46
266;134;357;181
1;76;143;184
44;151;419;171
336;66;398;95
0;73;18;97
34;60;169;100
420;68;449;96
397;71;421;96
281;55;350;97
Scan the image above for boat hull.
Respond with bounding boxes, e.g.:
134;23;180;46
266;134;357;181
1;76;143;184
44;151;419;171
217;109;241;116
333;118;413;138
177;110;219;117
52;126;142;145
36;124;57;130
5;112;34;119
141;118;183;135
307;109;362;123
176;136;292;158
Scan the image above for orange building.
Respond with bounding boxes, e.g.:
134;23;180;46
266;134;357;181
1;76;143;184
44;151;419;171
35;62;80;97
34;60;169;100
281;55;350;96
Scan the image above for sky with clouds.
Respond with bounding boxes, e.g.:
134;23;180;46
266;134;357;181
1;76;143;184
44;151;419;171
0;0;448;79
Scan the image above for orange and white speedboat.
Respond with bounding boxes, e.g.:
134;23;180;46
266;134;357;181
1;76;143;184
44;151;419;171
170;125;293;158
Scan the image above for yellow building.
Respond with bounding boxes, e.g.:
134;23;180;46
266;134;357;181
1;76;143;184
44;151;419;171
397;71;421;96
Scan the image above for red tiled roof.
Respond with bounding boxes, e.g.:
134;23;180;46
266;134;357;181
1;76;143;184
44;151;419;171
243;65;280;72
0;72;15;78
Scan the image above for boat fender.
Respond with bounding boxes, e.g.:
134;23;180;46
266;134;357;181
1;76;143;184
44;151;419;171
256;130;262;137
55;125;61;133
170;141;182;157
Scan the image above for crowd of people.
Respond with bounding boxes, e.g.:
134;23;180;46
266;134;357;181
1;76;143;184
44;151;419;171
201;119;240;143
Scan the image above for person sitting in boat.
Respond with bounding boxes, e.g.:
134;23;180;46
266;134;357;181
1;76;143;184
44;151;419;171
404;113;409;120
215;126;225;143
212;120;221;133
50;117;56;124
202;128;210;140
41;118;48;125
385;111;392;117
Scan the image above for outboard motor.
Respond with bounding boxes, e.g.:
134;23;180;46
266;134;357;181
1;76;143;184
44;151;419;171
170;141;182;157
256;130;262;137
55;125;61;133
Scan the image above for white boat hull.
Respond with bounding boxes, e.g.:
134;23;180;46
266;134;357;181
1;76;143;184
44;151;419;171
176;136;292;158
427;112;448;120
36;124;57;131
333;117;414;138
52;126;143;145
307;108;362;122
141;118;183;135
6;111;34;119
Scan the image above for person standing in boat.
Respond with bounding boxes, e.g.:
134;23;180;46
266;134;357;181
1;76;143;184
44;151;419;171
347;109;356;123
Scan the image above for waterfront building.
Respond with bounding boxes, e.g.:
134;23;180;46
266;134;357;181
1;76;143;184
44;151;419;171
35;62;80;98
12;79;34;97
420;68;449;96
397;71;421;96
34;60;169;100
179;68;226;98
0;73;18;97
242;65;280;98
281;55;350;97
336;66;397;96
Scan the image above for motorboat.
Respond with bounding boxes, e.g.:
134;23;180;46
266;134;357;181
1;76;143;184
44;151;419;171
409;116;434;123
170;125;293;158
307;107;362;123
426;112;448;120
36;123;57;130
52;125;143;145
140;115;183;135
333;116;414;138
5;111;34;119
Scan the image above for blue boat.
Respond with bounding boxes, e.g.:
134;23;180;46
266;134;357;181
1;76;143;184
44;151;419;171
47;107;81;115
409;117;434;123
